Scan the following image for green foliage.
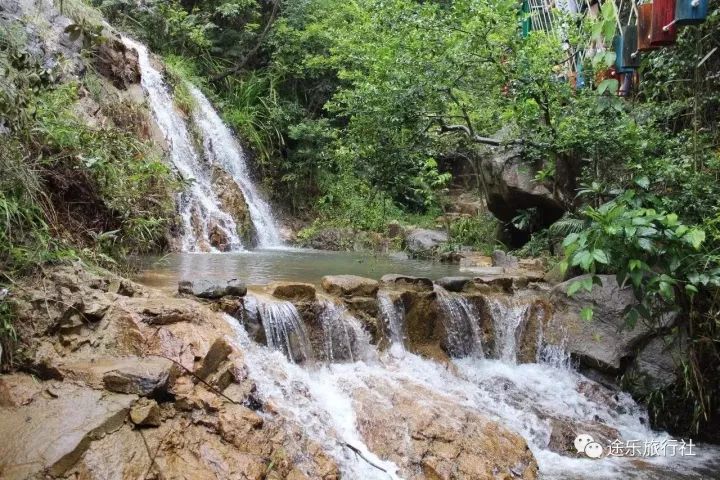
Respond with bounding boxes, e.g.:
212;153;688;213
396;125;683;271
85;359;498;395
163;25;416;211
1;31;178;275
448;214;499;254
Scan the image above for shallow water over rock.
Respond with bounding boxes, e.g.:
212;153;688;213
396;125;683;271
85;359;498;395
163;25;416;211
134;248;465;292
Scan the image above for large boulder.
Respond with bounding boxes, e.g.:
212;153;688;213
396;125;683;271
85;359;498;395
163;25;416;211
321;275;379;297
0;381;136;479
353;377;538;480
625;334;685;395
480;148;566;245
546;275;670;371
405;228;448;258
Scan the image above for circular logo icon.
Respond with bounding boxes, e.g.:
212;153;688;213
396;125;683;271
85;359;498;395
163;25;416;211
584;441;604;459
574;434;594;454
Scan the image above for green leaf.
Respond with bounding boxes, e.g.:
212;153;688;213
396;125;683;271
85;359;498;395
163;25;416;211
685;284;698;297
658;281;675;301
592;249;609;264
580;307;594;322
684;229;705;250
634;176;650;189
567;280;583;297
597;79;618;95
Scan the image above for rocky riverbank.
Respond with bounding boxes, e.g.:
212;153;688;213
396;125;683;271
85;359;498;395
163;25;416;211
0;262;542;479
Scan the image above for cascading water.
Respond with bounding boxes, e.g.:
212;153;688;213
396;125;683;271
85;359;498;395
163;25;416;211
222;311;719;480
121;36;241;252
487;296;531;363
188;86;283;247
256;297;312;363
223;314;403;480
319;300;376;363
434;285;484;358
377;290;406;353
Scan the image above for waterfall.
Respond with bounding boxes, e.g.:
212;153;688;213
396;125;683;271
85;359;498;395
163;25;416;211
122;37;282;251
221;313;719;480
319;301;376;363
122;36;241;252
377;291;406;352
188;86;282;247
434;285;484;358
256;298;312;363
487;296;530;363
222;314;403;480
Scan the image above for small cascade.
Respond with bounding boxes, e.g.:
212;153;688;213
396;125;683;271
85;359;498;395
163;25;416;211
319;301;376;363
188;86;283;247
222;314;403;480
377;291;406;351
536;308;573;369
433;285;484;358
256;298;312;363
221;312;720;480
122;36;241;252
487;296;530;363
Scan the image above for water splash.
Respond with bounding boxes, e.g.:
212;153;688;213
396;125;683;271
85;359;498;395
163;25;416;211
188;86;283;247
377;290;406;353
256;298;312;363
319;301;376;363
121;36;241;252
434;285;484;358
223;314;403;480
487;296;530;363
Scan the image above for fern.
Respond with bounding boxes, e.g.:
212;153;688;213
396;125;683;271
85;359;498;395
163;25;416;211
548;216;586;236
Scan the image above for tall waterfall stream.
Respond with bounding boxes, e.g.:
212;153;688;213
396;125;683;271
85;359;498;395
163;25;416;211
122;36;282;251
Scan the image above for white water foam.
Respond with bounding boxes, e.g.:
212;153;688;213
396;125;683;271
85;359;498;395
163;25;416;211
188;86;283;247
122;36;241;252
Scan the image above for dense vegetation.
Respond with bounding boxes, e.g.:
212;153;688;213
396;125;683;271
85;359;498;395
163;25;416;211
1;0;718;439
95;0;720;440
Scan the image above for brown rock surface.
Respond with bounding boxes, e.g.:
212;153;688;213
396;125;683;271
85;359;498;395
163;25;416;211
321;275;379;297
353;378;538;480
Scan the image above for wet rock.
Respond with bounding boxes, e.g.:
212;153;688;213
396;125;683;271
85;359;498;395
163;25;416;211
208;222;231;252
267;282;317;301
405;228;448;258
195;337;235;381
459;254;493;269
212;167;256;246
0;380;135;479
129;397;161;427
546;275;671;371
492;250;519;268
102;357;177;396
626;334;685;395
547;417;619;457
469;274;514;293
380;274;434;292
436;276;473;292
353;378;539;480
94;36;140;89
321;275;379;297
178;279;247;299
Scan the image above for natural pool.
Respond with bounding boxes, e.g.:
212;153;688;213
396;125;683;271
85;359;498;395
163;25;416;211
133;247;465;292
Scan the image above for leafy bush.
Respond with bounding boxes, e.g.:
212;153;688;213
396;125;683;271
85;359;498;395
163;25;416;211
449;214;499;254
